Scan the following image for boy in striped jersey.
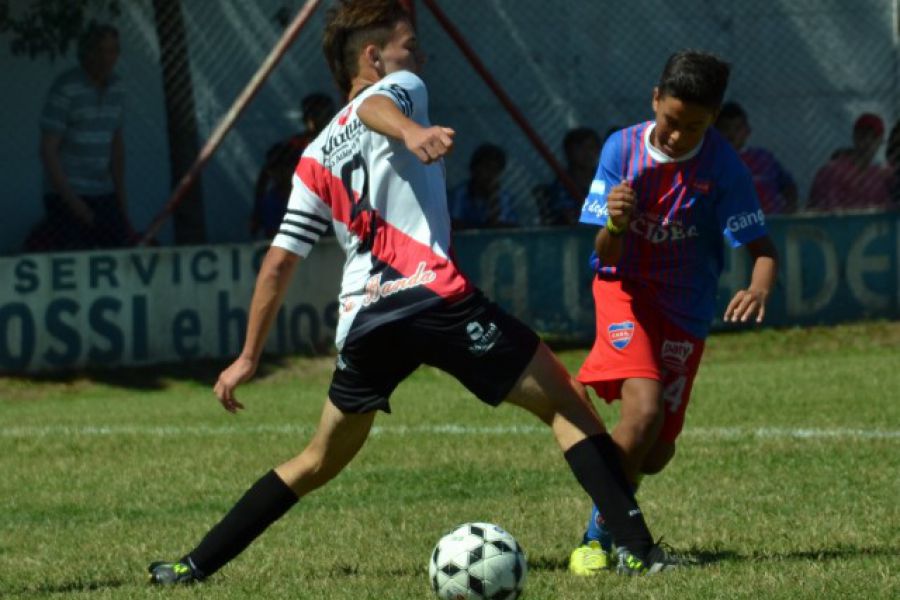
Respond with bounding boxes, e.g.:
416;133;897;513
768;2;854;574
149;0;675;584
569;50;778;575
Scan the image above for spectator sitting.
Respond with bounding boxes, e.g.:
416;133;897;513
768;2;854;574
31;23;133;252
536;126;601;225
254;92;336;206
715;101;798;214
251;142;301;239
807;113;892;212
448;143;518;230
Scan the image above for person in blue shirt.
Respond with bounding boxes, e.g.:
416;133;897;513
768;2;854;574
569;50;779;575
448;143;518;229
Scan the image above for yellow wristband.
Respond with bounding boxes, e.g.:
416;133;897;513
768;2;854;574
605;219;625;236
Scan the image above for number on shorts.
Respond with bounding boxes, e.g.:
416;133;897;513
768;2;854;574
662;375;687;413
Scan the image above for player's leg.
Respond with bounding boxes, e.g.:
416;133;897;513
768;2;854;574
638;323;706;476
148;399;376;584
415;293;663;570
149;322;418;584
503;343;679;574
612;377;665;481
569;278;663;574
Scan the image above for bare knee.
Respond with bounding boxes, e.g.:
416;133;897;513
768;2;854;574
641;441;676;474
620;378;664;435
277;445;343;496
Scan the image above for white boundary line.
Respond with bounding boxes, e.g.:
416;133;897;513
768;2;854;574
0;424;898;440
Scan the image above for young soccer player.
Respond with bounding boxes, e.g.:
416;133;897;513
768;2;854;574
568;50;778;575
148;0;676;584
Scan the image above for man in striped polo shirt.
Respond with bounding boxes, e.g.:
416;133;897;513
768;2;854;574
39;23;132;250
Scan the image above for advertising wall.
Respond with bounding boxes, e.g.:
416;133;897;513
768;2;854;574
1;213;897;373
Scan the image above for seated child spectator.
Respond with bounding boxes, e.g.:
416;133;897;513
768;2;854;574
807;113;892;212
715;102;798;214
448;143;518;230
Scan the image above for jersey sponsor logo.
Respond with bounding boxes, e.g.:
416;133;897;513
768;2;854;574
322;117;365;166
630;215;699;244
726;209;766;233
661;339;695;372
582;198;608;219
692;179;713;194
589;180;607;196
466;320;501;356
362;261;437;307
608;320;635;350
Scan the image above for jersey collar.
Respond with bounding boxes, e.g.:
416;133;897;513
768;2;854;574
644;123;704;164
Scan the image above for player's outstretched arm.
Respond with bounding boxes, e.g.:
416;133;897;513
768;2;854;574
214;247;300;413
724;235;778;323
357;95;454;164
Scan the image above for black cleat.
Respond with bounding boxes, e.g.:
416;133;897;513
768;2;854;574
615;542;683;575
148;560;200;585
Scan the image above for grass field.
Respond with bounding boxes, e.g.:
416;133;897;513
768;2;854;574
1;321;898;599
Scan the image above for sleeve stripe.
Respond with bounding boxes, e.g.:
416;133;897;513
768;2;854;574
286;209;330;227
282;219;327;236
386;84;413;116
277;229;317;245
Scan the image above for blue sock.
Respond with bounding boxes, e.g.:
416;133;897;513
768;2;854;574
583;476;642;550
582;504;613;550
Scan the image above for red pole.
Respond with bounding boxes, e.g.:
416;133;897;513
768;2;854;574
419;0;583;206
141;0;324;244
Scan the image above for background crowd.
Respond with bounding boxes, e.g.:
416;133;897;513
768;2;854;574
22;22;900;252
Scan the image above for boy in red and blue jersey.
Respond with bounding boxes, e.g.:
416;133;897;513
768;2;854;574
569;50;778;575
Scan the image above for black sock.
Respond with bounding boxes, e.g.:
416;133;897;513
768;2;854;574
564;433;652;558
184;470;298;578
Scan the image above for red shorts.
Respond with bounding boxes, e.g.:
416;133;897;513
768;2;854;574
577;278;705;443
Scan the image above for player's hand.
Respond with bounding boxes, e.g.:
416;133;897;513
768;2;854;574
213;356;257;413
724;288;768;323
606;182;636;229
403;125;455;164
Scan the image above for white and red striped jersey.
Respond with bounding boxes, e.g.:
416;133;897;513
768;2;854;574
272;71;474;350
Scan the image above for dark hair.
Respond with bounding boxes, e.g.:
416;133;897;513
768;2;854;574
322;0;411;97
301;93;335;120
77;22;119;60
657;50;730;109
716;101;747;124
470;143;506;171
562;127;601;159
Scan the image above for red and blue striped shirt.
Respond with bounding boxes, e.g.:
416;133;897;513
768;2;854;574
580;122;767;338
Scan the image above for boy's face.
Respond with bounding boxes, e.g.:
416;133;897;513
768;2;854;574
379;19;425;75
651;89;717;158
83;34;120;83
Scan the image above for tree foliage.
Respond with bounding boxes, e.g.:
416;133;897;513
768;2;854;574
0;0;120;60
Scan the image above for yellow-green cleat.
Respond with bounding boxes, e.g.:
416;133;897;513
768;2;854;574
568;540;611;576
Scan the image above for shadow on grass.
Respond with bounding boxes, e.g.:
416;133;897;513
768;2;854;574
5;577;127;597
525;544;900;573
0;353;306;393
692;545;900;565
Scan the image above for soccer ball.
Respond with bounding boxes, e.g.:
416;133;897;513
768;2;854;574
428;522;527;600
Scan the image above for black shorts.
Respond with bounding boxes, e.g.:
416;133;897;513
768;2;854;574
328;292;540;413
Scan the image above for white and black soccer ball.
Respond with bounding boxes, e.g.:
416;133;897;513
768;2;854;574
428;522;527;600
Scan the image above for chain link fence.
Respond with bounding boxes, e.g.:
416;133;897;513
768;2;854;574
1;0;898;256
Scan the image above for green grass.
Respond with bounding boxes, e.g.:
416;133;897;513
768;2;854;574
1;322;899;599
